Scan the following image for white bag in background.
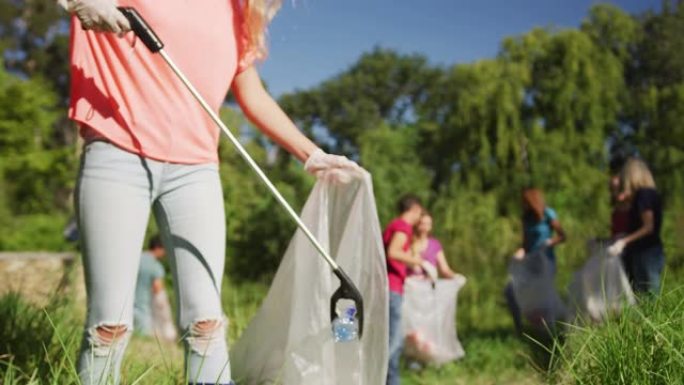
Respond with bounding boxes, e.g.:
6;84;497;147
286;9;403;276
151;290;178;342
568;240;636;322
231;173;388;385
508;249;566;328
402;275;467;366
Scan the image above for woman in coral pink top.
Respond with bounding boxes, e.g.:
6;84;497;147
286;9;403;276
59;1;359;384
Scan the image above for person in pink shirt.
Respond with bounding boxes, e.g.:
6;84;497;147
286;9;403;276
383;194;424;385
409;212;456;280
57;1;360;384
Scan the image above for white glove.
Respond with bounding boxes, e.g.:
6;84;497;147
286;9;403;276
513;248;525;260
304;149;362;184
61;0;131;34
421;260;438;283
607;239;627;257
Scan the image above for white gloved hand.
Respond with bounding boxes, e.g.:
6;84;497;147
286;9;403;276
61;0;131;34
513;248;525;260
607;239;627;257
304;149;362;184
421;260;438;283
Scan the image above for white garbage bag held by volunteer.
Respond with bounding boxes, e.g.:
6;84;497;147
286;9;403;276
507;248;567;329
568;239;636;322
401;211;466;366
231;172;388;385
402;275;467;366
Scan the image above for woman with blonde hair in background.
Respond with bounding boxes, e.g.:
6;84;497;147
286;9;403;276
58;0;359;383
608;158;665;294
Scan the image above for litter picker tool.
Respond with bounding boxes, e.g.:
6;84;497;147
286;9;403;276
118;7;365;337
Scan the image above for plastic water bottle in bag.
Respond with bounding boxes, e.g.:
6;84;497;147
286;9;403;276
332;306;359;342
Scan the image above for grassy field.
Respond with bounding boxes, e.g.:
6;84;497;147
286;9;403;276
0;262;682;384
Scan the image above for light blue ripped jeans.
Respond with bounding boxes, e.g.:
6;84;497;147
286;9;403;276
75;140;233;385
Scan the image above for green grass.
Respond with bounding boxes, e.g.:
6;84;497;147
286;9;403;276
0;276;269;384
403;329;544;385
0;291;82;384
550;285;684;385
1;268;683;384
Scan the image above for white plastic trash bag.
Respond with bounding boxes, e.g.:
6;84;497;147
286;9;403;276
231;172;388;385
402;275;466;366
151;290;177;342
508;249;566;328
568;240;635;322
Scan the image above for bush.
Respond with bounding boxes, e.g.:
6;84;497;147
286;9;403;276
0;213;72;251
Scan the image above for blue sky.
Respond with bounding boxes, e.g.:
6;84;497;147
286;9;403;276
258;0;661;97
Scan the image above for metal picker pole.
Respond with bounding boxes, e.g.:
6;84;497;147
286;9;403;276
157;49;340;271
118;7;364;336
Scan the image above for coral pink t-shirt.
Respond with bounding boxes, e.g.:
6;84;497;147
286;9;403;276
68;0;254;164
383;218;413;295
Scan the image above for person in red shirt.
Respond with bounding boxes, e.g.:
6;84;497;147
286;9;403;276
383;194;424;385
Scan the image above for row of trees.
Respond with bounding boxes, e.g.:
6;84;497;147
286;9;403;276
1;3;682;319
276;3;684;325
280;3;683;215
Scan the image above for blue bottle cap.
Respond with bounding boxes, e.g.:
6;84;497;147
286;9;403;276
345;306;356;319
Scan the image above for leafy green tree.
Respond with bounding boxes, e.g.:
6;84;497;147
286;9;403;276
279;48;441;155
0;59;74;215
628;1;684;197
358;124;431;225
0;59;74;250
0;1;70;102
416;58;528;194
218;107;313;282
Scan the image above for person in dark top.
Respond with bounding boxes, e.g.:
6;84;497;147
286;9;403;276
608;158;665;294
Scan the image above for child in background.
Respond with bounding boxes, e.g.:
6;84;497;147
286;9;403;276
383;194;424;385
133;235;176;342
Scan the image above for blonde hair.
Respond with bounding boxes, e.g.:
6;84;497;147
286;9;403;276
621;158;656;197
240;0;282;62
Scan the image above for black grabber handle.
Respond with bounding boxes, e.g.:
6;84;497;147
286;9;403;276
331;267;365;337
118;7;164;53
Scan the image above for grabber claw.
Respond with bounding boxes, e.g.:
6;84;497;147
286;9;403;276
331;267;364;337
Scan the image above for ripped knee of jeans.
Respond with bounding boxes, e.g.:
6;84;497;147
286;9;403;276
87;323;131;357
185;317;227;357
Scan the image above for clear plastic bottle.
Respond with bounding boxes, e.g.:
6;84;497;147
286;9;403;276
332;305;359;342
